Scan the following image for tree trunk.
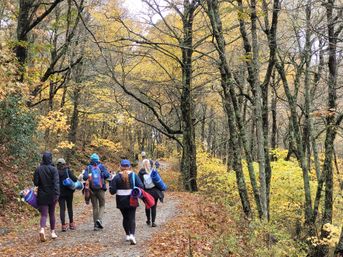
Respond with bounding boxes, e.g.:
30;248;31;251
207;0;255;217
180;0;197;192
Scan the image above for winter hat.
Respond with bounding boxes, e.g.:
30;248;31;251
90;153;100;162
57;158;66;164
120;159;131;167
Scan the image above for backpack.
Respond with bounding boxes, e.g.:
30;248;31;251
89;165;103;190
143;173;155;189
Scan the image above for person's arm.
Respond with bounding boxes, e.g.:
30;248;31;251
69;169;78;182
83;166;89;181
53;168;60;197
135;173;144;189
109;176;117;195
33;168;39;186
100;164;110;179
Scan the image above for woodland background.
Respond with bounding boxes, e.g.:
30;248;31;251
0;0;343;256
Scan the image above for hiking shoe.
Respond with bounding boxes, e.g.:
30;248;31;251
51;230;58;239
151;222;157;227
69;222;76;230
94;225;100;231
126;235;131;241
39;228;46;242
61;224;68;232
146;220;151;226
96;219;103;229
129;234;136;245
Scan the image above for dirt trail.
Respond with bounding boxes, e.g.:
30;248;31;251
0;191;180;257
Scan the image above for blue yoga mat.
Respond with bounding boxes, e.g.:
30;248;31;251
63;178;83;190
150;169;167;191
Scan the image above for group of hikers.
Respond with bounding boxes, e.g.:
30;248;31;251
32;151;164;245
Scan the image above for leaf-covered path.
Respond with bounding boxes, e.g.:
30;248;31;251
0;192;180;257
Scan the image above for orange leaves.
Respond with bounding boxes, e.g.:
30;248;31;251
311;109;336;118
146;192;234;256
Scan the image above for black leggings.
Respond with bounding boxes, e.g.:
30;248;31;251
120;208;136;235
145;199;158;223
59;194;74;225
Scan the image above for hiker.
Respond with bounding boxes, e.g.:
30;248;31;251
109;159;143;245
141;151;152;173
83;153;110;231
56;158;78;231
33;152;60;242
139;159;164;227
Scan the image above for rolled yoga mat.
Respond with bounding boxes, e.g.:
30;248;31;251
63;178;84;190
22;188;39;209
131;187;142;198
150;169;167;191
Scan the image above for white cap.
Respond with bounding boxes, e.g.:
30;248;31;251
141;151;146;157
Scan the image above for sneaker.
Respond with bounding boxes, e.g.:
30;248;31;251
61;224;68;232
151;222;157;227
146;220;151;226
129;234;136;245
51;230;58;239
94;225;100;231
69;222;76;230
39;228;46;242
125;235;130;241
96;219;103;229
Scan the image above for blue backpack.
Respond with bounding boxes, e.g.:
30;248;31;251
89;165;103;190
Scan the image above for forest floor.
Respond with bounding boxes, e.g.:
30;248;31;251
0;160;238;257
0;190;181;257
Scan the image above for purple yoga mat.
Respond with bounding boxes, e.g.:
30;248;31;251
131;187;142;198
24;189;39;209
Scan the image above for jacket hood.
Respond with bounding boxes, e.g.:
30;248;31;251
42;152;53;165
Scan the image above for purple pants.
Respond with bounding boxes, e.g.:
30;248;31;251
39;201;57;230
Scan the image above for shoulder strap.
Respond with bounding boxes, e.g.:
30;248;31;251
65;169;70;178
132;172;135;188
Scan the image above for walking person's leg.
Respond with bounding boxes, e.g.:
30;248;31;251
119;208;130;240
96;190;105;228
58;197;67;231
128;207;137;245
67;194;75;229
90;192;99;230
39;205;48;241
151;201;158;226
145;208;151;225
48;200;57;239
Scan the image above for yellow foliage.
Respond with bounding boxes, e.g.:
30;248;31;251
91;136;122;152
0;44;29;100
37;110;69;133
308;223;341;247
57;141;75;149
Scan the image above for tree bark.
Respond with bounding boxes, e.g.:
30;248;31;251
180;0;197;192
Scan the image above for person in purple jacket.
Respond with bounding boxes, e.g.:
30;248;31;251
83;153;110;231
110;159;143;245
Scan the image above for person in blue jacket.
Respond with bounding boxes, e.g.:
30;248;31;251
83;153;110;231
109;159;143;245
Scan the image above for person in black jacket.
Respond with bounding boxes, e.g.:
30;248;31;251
56;158;78;232
138;163;164;227
109;159;143;245
33;152;60;242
